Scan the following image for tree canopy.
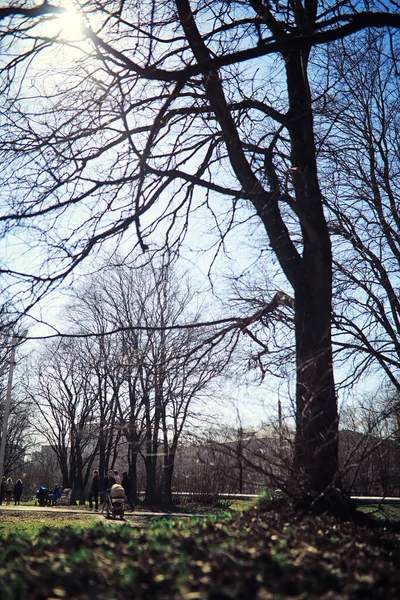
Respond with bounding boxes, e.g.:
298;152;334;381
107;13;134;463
1;0;399;507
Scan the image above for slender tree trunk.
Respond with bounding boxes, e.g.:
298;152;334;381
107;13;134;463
163;454;175;504
98;420;106;478
74;444;86;505
237;428;243;494
126;426;140;502
68;431;76;503
144;388;160;505
56;447;69;489
128;450;139;503
163;432;177;504
144;455;158;504
125;374;142;502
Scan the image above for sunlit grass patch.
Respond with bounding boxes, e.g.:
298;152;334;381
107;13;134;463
0;513;114;538
358;503;400;522
230;497;259;512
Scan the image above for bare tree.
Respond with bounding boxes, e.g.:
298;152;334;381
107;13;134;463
25;338;115;503
1;1;400;508
69;255;226;503
174;418;294;496
0;383;32;478
0;313;32;477
23;443;63;497
319;31;400;392
340;387;400;496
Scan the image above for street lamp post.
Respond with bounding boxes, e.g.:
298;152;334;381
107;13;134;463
0;330;28;478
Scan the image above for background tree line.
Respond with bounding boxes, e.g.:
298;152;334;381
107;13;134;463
22;254;226;504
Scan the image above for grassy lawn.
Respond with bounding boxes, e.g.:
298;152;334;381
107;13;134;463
0;499;399;599
0;497;245;538
0;512;104;537
358;503;400;522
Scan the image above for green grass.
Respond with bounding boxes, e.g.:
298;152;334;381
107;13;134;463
229;497;258;512
0;513;104;538
0;496;247;540
358;503;400;522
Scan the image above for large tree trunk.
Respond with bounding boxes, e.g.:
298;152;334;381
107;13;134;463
294;279;338;496
285;50;339;500
176;0;341;506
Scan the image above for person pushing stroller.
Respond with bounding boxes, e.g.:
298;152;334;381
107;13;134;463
100;470;115;513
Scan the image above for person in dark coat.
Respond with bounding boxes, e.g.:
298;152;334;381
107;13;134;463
36;485;48;507
88;470;100;511
0;476;6;505
13;479;23;505
103;470;115;491
51;485;62;505
100;470;115;513
121;471;135;511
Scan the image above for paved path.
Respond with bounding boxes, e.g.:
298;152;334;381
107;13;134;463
0;505;207;519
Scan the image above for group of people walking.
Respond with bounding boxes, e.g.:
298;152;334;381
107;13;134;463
0;476;23;505
0;469;135;511
88;469;135;512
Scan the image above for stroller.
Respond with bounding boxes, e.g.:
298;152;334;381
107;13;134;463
105;484;125;520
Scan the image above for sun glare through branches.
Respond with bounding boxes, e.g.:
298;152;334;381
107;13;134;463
50;1;84;43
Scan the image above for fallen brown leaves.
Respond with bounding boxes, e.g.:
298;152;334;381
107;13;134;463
0;502;399;599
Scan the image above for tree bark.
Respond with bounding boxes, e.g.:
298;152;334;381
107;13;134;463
284;49;339;498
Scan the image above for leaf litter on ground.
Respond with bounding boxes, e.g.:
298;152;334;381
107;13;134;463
0;499;399;599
